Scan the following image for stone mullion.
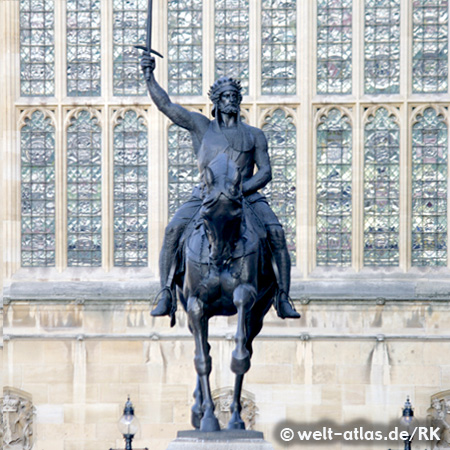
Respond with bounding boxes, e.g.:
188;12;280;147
249;0;260;99
2;0;21;282
203;0;214;99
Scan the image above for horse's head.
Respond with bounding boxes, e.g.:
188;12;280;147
200;154;243;264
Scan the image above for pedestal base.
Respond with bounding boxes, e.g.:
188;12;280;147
166;430;275;450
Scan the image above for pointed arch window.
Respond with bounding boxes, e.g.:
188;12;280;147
168;0;203;95
215;0;250;93
67;109;102;266
113;109;149;266
168;124;200;220
316;107;352;266
363;107;400;266
21;110;56;267
262;108;297;264
411;107;448;266
19;0;55;97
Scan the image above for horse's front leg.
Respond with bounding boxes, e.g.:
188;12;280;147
187;296;220;432
228;284;256;430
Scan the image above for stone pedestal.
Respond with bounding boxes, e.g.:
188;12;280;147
166;430;275;450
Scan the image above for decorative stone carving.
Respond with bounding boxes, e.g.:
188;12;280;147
212;388;258;430
2;387;35;450
427;390;450;449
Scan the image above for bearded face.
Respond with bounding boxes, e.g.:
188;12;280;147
217;89;240;115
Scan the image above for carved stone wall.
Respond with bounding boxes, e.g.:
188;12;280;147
2;387;35;450
428;390;450;450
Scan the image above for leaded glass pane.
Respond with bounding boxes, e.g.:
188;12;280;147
168;0;203;95
215;0;249;94
317;0;352;94
113;0;147;96
412;107;448;266
262;109;297;264
316;108;352;266
261;0;297;95
67;0;101;97
412;0;449;93
168;124;199;219
21;111;55;266
67;110;102;266
365;0;400;94
20;0;55;96
114;111;148;266
364;108;400;265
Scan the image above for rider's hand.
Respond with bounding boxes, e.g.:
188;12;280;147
140;51;156;80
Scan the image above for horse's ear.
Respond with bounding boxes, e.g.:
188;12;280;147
204;166;214;187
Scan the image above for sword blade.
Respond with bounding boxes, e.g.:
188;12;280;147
145;0;153;51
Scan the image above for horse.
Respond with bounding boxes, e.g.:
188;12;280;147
174;153;277;432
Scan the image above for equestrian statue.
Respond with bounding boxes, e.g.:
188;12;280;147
140;51;300;432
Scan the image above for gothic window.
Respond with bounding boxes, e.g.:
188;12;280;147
215;0;250;93
67;0;101;97
20;110;56;267
19;0;55;96
412;0;449;94
113;0;147;96
364;0;400;94
317;0;352;95
113;109;149;266
316;107;352;266
168;124;199;220
261;0;297;95
168;0;203;95
411;107;448;266
262;109;297;263
67;109;102;266
364;107;400;266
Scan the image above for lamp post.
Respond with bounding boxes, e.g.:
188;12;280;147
110;397;148;450
400;396;416;450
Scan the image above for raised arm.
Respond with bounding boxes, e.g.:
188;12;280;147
140;52;208;132
242;127;272;195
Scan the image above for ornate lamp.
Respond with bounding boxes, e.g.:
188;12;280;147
399;396;417;450
110;397;147;450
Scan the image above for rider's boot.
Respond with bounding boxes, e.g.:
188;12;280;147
277;290;300;319
151;288;172;316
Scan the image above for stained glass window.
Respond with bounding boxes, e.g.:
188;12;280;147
261;0;297;95
317;0;352;95
412;107;448;266
365;0;400;94
262;109;297;264
168;0;203;95
67;0;101;97
364;108;400;266
21;110;56;266
316;108;352;266
113;0;147;96
20;0;55;96
215;0;249;93
67;110;102;266
168;124;199;220
412;0;449;93
113;110;148;266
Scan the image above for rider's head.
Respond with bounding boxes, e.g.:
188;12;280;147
208;77;242;117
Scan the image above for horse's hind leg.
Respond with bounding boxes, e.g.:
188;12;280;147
191;376;203;429
187;296;220;432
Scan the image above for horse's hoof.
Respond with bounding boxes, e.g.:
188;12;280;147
227;419;245;430
200;413;220;432
191;408;202;429
231;350;250;374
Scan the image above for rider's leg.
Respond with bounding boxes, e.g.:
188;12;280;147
267;225;300;319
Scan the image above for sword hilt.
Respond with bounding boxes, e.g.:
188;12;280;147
135;45;164;79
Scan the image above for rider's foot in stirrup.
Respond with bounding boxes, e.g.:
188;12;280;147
151;290;172;317
277;292;301;319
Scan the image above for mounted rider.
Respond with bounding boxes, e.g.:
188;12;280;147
140;52;300;321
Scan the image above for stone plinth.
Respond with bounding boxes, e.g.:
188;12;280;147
166;430;275;450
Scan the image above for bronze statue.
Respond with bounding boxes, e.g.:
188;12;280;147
140;53;300;431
